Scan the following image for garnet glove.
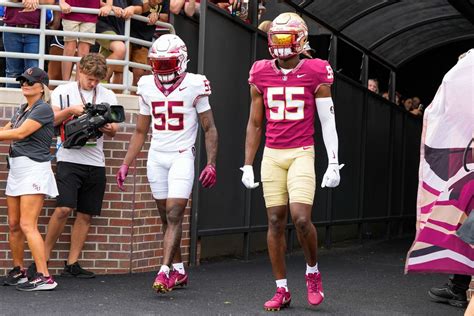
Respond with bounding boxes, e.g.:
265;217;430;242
116;164;129;191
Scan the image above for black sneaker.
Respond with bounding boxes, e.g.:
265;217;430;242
26;262;37;280
3;266;27;286
16;273;57;291
61;262;95;279
428;283;468;308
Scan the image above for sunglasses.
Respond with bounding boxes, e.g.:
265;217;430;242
19;79;38;86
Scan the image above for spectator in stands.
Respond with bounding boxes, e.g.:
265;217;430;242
402;97;413;111
258;19;272;33
2;0;55;88
146;0;169;24
0;6;6;87
96;0;143;89
129;0;169;92
412;96;423;111
381;91;389;100
59;0;113;81
43;53;119;279
1;67;58;291
170;0;234;17
46;6;64;87
395;91;401;105
368;78;379;94
257;0;266;21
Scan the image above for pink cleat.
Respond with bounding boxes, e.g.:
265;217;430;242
263;287;291;311
306;272;324;306
152;272;173;293
169;270;188;287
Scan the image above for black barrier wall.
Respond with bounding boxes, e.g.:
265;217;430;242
172;3;422;264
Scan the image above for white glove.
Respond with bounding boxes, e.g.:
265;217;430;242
240;165;259;189
321;163;344;188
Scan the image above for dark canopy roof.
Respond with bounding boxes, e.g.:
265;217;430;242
289;0;474;68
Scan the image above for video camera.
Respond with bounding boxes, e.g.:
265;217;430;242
61;102;125;149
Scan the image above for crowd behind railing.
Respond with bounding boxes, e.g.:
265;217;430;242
0;0;267;94
367;78;424;117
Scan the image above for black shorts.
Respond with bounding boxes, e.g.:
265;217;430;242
56;161;106;216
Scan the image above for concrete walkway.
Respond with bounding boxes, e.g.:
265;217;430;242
0;237;465;315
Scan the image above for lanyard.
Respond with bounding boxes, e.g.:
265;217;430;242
13;104;32;128
77;82;97;105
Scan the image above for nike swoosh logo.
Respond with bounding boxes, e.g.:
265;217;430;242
297;74;306;78
178;149;187;153
179;87;187;91
303;146;311;150
282;297;290;304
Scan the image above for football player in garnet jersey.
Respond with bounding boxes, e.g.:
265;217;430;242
241;13;343;311
116;34;218;293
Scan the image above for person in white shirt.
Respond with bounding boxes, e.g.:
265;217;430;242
43;53;119;279
116;34;218;293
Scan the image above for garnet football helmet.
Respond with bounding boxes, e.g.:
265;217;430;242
268;12;308;60
149;34;188;83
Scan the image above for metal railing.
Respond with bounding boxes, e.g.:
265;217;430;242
0;1;175;92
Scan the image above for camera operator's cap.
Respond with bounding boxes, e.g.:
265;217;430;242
16;67;49;86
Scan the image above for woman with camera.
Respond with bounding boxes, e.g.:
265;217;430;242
1;67;58;291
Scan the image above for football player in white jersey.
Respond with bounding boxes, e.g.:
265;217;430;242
116;34;218;293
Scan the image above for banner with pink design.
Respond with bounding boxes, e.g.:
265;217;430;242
405;49;474;275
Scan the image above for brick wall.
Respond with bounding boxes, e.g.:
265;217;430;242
0;89;191;276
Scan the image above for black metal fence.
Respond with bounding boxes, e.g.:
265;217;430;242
173;2;422;264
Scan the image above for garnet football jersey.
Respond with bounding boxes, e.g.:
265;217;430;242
248;58;334;149
138;73;211;152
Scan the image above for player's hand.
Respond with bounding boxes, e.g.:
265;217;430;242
116;164;129;191
199;164;216;188
321;163;344;188
240;165;259;189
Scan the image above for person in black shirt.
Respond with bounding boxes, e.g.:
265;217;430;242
129;0;169;91
96;0;143;88
0;67;58;291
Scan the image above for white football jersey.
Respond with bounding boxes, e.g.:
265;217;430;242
138;73;212;152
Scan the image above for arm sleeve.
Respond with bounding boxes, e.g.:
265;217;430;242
139;96;151;115
313;60;334;93
248;61;262;94
195;96;211;113
316;97;339;164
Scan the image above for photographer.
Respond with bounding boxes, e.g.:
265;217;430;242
43;53;118;278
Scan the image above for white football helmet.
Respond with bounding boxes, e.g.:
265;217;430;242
149;34;189;83
268;12;308;60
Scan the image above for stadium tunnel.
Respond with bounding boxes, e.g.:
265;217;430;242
182;0;473;263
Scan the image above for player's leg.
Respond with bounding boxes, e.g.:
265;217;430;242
261;147;292;311
154;150;194;293
156;198;187;288
287;146;323;306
